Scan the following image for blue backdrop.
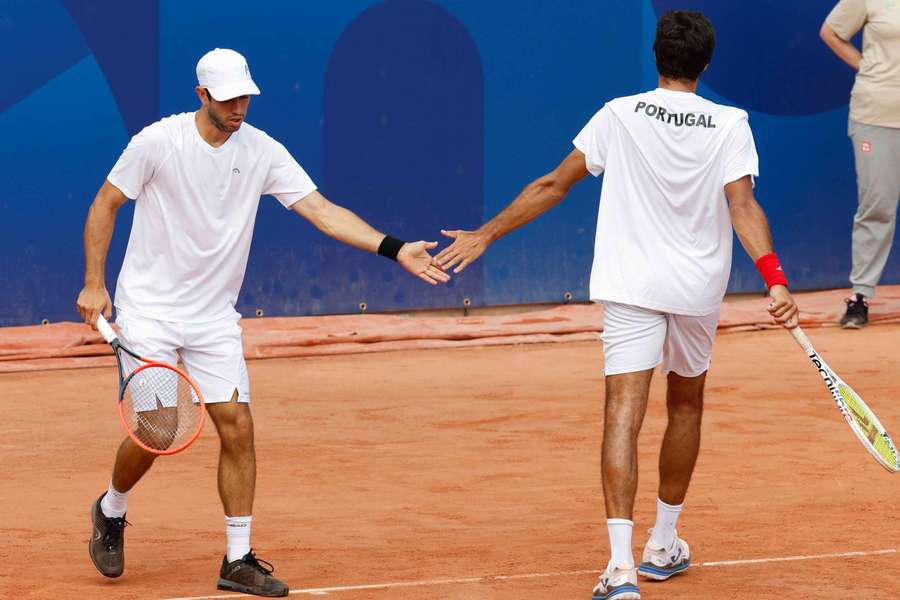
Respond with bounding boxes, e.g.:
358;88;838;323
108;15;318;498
1;0;893;326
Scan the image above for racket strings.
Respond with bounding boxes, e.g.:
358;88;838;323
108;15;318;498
837;384;900;470
122;365;202;452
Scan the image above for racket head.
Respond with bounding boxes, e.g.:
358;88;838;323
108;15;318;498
833;380;900;473
118;362;206;456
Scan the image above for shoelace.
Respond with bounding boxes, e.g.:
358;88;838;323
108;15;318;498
244;550;276;575
104;517;130;552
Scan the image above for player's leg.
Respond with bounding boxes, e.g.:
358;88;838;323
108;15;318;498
599;368;653;598
107;312;180;493
89;310;180;578
593;302;666;600
638;310;717;581
111;437;158;494
602;369;653;521
637;371;704;582
657;371;706;507
88;437;156;578
182;317;287;597
206;393;256;516
843;121;900;328
600;302;666;518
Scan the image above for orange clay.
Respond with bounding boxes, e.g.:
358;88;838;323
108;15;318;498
3;325;900;598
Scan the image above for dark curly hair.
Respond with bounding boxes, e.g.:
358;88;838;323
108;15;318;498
653;10;716;82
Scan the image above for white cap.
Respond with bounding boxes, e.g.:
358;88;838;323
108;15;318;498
196;48;260;101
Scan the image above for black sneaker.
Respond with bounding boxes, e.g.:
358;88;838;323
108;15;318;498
840;293;869;329
217;550;289;597
88;493;128;578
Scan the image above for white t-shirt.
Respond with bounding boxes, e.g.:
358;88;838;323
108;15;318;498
107;112;317;322
573;88;759;316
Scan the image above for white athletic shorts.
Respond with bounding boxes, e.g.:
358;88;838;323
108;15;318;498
115;307;250;404
601;301;720;377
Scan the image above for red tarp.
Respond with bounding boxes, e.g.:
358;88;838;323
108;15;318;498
3;287;900;373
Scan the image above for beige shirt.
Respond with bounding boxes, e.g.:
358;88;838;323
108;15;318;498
827;0;900;128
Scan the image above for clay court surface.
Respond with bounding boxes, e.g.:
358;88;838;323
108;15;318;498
4;324;900;599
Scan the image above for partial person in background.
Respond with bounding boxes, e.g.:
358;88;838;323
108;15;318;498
821;0;900;329
77;48;448;597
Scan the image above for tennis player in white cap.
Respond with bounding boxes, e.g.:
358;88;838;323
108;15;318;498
77;48;448;597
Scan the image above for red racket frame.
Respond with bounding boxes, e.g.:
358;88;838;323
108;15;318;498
118;360;206;456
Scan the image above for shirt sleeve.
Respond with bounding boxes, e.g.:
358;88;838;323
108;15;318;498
723;116;760;187
572;106;613;177
826;0;867;41
263;139;318;208
107;124;168;200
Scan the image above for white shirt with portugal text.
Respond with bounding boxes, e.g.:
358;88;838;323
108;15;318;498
107;112;317;322
573;88;759;316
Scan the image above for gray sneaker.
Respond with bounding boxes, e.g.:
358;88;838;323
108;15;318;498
88;493;127;578
840;293;869;329
217;550;289;597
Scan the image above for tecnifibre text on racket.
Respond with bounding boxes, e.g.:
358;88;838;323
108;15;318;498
790;326;898;473
96;314;205;455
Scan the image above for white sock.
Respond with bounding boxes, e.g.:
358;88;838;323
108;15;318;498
650;498;683;548
225;515;252;562
100;481;130;518
607;518;634;569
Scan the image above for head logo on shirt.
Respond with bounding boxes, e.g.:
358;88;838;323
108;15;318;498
232;167;241;175
861;141;872;154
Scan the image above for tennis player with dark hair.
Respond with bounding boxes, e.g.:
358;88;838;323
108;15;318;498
76;48;447;597
437;11;798;600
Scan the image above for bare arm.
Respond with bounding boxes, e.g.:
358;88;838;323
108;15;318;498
725;175;799;327
76;180;130;327
436;148;590;273
291;190;385;252
820;22;862;71
726;176;777;261
291;190;449;285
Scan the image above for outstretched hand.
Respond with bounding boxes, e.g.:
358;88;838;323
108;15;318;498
435;229;489;274
398;241;451;285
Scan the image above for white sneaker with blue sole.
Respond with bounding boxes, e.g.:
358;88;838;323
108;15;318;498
638;531;691;581
591;562;640;599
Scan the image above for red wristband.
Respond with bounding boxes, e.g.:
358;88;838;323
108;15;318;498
755;253;788;289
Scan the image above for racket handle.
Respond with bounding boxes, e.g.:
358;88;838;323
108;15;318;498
96;314;118;344
789;325;814;354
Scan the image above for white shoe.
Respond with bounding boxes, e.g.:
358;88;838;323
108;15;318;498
591;562;640;599
638;530;691;581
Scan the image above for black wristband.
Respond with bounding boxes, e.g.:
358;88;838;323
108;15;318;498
377;235;406;261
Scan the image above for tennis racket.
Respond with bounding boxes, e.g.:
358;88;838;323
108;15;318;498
790;326;899;473
96;314;205;455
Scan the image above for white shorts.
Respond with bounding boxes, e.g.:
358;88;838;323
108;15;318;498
601;301;720;377
115;308;250;404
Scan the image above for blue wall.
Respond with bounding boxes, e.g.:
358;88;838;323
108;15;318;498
1;0;893;326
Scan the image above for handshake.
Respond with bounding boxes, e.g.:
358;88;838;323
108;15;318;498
394;228;490;286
